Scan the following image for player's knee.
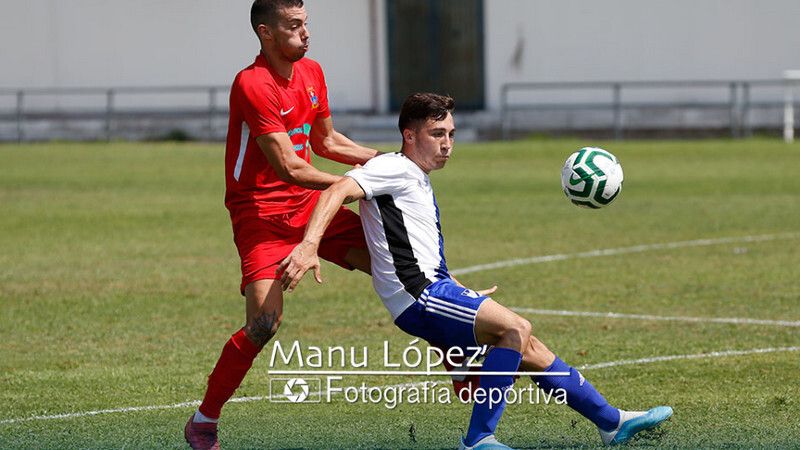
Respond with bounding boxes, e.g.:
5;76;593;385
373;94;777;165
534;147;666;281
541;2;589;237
515;317;533;343
499;317;531;352
244;311;282;348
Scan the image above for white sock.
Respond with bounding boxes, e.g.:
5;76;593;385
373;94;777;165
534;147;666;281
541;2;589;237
617;409;647;427
193;410;218;424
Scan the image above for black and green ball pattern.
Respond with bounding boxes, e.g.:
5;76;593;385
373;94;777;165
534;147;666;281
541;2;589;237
560;147;624;209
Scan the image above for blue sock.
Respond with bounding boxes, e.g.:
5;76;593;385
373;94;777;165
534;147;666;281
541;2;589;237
533;356;620;431
464;347;522;446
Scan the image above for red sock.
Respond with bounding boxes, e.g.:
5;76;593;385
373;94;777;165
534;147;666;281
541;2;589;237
198;328;262;419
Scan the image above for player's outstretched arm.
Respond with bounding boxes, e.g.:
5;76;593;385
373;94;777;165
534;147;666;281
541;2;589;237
257;132;342;190
278;177;367;292
310;116;382;166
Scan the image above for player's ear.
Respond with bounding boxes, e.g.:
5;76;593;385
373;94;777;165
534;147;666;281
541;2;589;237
402;128;414;145
256;23;272;41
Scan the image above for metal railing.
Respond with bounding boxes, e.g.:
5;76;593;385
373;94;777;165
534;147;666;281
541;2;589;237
0;85;229;142
2;79;799;142
500;79;800;140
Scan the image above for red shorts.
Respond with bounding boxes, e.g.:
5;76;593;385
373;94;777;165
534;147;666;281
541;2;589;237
232;206;367;294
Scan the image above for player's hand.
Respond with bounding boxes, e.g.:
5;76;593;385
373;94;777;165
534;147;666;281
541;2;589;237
277;241;322;292
476;285;498;296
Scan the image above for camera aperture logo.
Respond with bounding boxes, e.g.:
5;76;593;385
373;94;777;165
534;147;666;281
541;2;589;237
269;377;321;403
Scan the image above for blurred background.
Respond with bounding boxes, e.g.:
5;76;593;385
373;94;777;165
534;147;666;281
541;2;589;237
1;0;799;142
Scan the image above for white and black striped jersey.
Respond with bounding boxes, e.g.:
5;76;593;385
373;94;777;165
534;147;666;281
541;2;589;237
346;152;450;319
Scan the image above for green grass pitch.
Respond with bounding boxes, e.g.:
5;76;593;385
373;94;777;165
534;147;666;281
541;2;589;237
1;138;799;449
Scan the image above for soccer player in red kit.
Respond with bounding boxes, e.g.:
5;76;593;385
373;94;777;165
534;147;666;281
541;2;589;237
184;1;380;448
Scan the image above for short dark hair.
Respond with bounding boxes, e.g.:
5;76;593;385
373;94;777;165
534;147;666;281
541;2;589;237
251;0;304;31
398;93;455;132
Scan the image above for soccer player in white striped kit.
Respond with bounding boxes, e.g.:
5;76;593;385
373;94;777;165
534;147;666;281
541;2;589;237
279;93;672;449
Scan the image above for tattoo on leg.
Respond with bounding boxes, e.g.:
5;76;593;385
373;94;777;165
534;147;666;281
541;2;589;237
247;310;279;348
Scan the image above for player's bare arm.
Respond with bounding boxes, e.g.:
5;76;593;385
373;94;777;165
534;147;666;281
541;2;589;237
310;115;383;166
256;132;342;190
278;177;366;292
449;275;498;296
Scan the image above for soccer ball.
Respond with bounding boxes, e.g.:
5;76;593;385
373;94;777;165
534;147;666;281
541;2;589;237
561;147;623;208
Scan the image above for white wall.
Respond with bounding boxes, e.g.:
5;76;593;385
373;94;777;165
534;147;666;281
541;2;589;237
304;0;381;111
0;0;254;87
2;0;799;112
0;0;376;110
485;0;800;109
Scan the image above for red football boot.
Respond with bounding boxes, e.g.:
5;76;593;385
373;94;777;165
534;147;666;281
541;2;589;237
184;415;220;450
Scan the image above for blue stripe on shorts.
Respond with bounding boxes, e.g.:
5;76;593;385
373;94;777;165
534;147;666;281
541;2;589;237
393;278;489;350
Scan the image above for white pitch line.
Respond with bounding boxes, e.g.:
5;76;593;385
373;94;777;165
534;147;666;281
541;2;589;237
2;346;798;425
450;232;800;276
577;346;800;370
511;307;800;328
0;400;202;425
0;382;432;425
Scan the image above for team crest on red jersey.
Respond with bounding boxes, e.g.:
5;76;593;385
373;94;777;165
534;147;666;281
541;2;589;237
307;86;319;109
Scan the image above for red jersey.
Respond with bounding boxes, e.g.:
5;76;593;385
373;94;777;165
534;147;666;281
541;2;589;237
224;54;331;223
